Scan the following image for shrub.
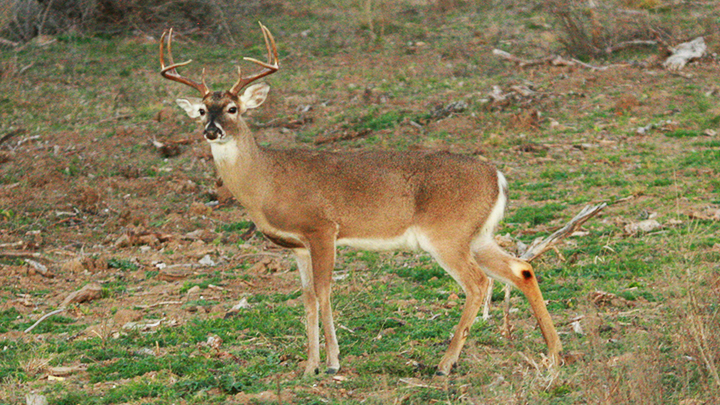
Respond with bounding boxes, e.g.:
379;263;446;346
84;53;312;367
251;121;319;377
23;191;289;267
546;0;664;60
0;0;217;43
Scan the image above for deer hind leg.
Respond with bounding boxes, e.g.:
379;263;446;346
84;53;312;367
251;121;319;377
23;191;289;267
429;248;491;376
293;248;321;376
473;241;563;366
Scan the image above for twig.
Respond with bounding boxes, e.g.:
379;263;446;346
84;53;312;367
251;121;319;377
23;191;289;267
135;301;183;309
314;129;371;145
37;0;56;37
494;49;628;71
0;129;26;146
18;62;34;75
520;202;607;262
24;308;66;333
0;37;20;48
492;49;554;68
0;241;24;249
93;114;132;125
209;0;236;45
0;250;52;263
233;251;285;260
605;40;657;54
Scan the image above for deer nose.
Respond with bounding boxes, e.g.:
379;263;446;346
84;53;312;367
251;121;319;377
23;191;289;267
204;123;223;141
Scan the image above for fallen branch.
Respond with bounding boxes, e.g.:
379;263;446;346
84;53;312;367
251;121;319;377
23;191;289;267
135;301;183;309
569;58;611;71
0;37;19;48
492;49;554;68
605;40;658;55
520;202;608;262
0;128;26;146
0;250;52;263
24;282;107;333
314;129;371;145
24;308;66;333
494;49;628;71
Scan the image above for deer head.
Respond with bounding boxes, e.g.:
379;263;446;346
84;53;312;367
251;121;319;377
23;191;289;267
159;23;279;142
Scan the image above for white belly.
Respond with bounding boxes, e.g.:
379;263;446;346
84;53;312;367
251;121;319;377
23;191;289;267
337;227;430;252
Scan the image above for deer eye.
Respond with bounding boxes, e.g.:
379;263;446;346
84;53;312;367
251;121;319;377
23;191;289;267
228;106;238;114
199;108;206;116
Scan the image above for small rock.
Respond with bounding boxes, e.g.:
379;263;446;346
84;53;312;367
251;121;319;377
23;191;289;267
26;393;48;405
624;219;662;234
199;255;216;267
189;202;212;216
60;258;84;274
61;283;102;307
134;348;156;356
231;297;252;311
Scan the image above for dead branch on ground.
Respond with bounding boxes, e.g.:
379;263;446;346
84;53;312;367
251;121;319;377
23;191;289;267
24;308;66;333
314;129;371;145
0;250;53;263
493;49;627;71
604;40;658;55
520;203;607;262
0;129;26;146
24;282;105;333
495;34;707;72
0;37;19;48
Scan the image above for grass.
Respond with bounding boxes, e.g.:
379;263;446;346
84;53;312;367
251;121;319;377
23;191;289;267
0;0;719;404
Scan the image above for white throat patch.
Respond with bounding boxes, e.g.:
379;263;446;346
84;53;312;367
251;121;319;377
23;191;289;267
209;137;239;164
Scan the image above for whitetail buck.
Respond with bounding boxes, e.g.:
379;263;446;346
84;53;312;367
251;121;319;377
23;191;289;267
159;24;562;376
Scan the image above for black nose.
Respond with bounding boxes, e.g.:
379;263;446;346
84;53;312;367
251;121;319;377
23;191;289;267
204;124;222;140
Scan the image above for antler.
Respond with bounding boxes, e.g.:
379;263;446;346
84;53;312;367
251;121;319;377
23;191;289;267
159;28;211;97
229;22;280;96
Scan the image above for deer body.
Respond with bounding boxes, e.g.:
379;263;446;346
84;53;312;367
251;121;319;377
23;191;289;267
160;24;562;376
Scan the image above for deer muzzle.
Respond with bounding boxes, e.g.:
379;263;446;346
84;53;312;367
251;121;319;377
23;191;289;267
204;121;224;141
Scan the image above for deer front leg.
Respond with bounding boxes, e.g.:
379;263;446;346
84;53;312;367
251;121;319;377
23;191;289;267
308;233;341;373
294;249;321;376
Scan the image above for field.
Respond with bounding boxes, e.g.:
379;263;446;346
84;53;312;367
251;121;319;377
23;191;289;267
1;1;719;404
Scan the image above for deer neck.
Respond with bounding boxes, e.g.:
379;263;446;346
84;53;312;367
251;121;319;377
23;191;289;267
209;122;268;207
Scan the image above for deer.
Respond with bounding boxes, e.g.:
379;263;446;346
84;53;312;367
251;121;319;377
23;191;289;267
159;23;562;376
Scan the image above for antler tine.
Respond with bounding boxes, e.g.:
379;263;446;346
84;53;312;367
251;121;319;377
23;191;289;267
159;28;211;97
243;23;279;69
229;22;280;96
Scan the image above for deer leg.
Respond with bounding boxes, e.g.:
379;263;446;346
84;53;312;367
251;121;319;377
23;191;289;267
432;250;490;376
294;249;321;376
475;243;563;366
308;234;341;374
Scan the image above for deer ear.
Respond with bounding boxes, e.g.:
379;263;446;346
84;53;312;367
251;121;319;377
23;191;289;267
176;98;205;118
240;83;270;111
